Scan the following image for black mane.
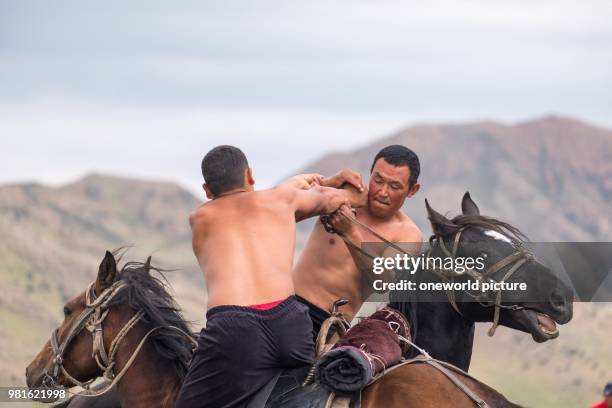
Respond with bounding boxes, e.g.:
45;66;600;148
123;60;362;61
431;214;528;245
111;260;194;380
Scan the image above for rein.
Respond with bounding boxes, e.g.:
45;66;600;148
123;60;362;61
44;280;197;397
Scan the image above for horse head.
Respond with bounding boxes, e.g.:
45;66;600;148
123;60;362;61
424;192;574;343
26;251;193;402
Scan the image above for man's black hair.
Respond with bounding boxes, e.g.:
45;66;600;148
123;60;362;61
201;145;249;196
370;145;420;186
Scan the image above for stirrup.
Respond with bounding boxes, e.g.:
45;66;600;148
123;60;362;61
316;299;350;357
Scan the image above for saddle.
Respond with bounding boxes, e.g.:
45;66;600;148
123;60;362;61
250;301;489;408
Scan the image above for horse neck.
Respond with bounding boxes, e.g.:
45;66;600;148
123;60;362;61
414;301;475;371
113;327;182;408
411;259;476;372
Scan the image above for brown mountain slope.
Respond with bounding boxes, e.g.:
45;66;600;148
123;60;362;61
0;174;206;386
297;115;611;407
0;116;610;407
298;115;612;241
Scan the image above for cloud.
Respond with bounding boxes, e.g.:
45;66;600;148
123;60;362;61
0;101;413;192
1;0;611;186
2;0;611;112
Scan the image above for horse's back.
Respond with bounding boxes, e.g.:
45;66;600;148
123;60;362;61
54;386;120;408
363;363;516;408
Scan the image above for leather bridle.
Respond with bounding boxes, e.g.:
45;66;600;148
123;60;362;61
430;227;534;336
43;280;197;397
323;211;534;337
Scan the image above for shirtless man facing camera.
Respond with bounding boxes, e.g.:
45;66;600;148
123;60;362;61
175;145;365;408
293;145;423;338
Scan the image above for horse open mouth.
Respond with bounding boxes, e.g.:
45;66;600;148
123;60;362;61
523;309;559;342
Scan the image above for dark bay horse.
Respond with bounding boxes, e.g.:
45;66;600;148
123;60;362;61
360;192;574;406
389;192;574;371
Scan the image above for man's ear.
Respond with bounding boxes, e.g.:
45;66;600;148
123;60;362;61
245;167;255;187
425;199;456;237
461;192;480;216
95;251;117;295
407;182;420;198
203;183;215;200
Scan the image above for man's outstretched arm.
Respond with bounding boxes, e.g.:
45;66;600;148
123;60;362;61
320;169;365;192
281;169;366;192
281;184;367;222
329;205;422;281
280;173;324;190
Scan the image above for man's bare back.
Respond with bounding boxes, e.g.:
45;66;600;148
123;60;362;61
191;185;365;310
191;189;296;309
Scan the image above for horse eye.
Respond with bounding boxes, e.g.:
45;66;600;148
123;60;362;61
63;307;72;317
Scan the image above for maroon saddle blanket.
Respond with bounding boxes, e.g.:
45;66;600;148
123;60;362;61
314;307;411;394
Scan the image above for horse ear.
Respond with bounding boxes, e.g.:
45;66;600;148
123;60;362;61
95;251;117;295
144;256;152;274
461;192;480;216
425;199;455;237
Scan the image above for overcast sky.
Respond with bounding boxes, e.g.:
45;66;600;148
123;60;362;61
1;0;611;197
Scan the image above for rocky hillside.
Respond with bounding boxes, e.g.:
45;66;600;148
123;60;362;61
297;115;612;406
298;115;612;241
0;174;206;387
0;116;610;407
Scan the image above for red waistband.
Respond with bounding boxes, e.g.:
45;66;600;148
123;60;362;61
247;299;285;310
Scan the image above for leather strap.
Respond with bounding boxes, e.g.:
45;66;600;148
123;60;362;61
369;356;490;408
247;372;281;408
44;279;198;398
425;359;489;407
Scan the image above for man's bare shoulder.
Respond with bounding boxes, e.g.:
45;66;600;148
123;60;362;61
394;211;423;242
264;184;323;209
189;201;213;228
267;184;302;199
190;190;292;224
395;211;423;242
252;186;297;208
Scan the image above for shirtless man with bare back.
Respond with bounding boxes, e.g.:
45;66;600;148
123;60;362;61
175;145;366;408
293;145;423;338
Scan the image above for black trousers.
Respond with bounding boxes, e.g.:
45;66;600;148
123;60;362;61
295;295;332;343
175;296;314;408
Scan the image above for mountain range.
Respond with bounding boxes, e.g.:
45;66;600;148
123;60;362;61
0;115;610;407
298;115;612;242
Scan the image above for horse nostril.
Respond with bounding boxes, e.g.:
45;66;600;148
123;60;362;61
550;290;566;311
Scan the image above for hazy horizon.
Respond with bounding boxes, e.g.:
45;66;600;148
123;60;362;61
2;0;611;195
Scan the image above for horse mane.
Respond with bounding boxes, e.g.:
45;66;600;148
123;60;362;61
110;259;194;380
430;214;528;246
